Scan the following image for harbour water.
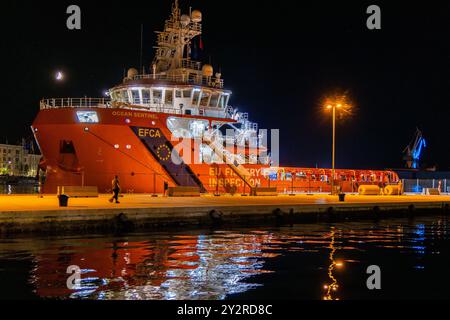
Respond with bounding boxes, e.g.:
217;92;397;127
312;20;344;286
0;184;38;195
0;215;448;300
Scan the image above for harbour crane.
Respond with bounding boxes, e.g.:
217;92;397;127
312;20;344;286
403;128;426;169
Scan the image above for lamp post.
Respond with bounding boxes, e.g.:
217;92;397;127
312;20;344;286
331;104;336;195
325;96;351;195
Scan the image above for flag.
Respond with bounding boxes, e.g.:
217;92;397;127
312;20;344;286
192;37;198;59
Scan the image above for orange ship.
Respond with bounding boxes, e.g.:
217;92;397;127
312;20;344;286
32;1;398;195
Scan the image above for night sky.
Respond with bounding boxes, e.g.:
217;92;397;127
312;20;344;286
2;0;450;170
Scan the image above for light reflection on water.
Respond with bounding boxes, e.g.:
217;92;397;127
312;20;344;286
0;216;449;300
0;184;38;195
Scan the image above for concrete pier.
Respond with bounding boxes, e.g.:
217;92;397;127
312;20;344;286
0;194;449;234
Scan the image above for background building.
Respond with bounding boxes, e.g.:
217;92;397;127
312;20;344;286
0;142;41;177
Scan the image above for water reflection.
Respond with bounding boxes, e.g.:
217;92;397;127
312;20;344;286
0;216;449;300
323;228;342;300
0;183;38;195
27;232;279;300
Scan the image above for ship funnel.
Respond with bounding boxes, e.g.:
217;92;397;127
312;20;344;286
202;64;213;77
191;10;202;23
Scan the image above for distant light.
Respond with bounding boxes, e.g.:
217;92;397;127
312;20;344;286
104;91;110;97
125;118;131;124
114;144;119;149
56;71;64;81
327;105;332;109
335;261;344;268
126;145;132;150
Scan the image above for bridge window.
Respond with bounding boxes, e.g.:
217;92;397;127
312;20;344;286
120;90;129;102
152;89;162;104
183;89;192;98
192;90;200;106
210;93;219;108
200;91;211;107
219;94;228;108
111;91;119;101
142;89;151;104
131;90;140;104
165;89;173;105
175;90;182;98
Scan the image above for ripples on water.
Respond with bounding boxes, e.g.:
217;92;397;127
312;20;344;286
0;216;448;300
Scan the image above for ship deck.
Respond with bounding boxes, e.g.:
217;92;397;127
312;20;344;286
1;194;449;234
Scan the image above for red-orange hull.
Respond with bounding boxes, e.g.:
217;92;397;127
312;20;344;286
32;108;398;194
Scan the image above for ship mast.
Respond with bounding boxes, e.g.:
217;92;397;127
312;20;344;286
152;0;203;77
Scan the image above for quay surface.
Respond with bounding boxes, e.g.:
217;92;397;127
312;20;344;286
0;194;449;234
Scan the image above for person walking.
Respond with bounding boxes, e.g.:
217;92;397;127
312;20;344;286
109;175;121;204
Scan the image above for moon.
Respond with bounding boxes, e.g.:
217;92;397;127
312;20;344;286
56;71;64;81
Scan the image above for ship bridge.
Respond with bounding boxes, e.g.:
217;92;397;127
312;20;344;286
108;74;230;119
108;0;229;119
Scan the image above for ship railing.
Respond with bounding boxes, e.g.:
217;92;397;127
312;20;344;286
164;21;202;33
131;73;224;88
40;98;185;115
142;105;183;115
40;98;111;110
180;59;202;71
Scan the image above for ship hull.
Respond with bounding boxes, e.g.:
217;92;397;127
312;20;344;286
32;108;398;194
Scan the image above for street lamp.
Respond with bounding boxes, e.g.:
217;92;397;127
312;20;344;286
324;95;352;195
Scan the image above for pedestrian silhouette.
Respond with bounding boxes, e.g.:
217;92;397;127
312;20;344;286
109;175;121;203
